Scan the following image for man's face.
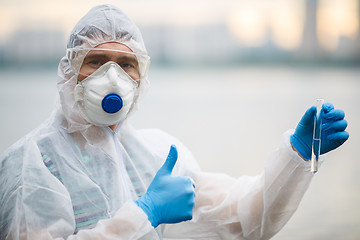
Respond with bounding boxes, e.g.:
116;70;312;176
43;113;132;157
78;42;140;82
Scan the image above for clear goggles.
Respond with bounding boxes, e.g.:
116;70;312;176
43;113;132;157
67;48;151;81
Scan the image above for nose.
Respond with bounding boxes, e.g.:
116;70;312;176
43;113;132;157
107;63;120;84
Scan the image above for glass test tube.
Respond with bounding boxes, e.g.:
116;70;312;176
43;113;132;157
311;98;324;174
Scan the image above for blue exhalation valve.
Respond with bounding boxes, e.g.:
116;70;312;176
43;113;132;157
102;93;123;113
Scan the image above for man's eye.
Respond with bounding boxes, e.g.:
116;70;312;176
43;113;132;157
88;60;102;67
121;63;133;69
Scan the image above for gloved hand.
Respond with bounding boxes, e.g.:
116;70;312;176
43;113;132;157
290;102;349;160
135;145;195;228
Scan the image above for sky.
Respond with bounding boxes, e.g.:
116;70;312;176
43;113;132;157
0;0;358;52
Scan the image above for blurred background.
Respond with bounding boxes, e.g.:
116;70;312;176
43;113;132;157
0;0;359;239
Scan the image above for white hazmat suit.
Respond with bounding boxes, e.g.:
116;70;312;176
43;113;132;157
0;4;316;240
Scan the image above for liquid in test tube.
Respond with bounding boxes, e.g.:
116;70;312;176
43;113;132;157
311;99;324;174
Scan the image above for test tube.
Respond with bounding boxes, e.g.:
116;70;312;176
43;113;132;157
311;98;324;174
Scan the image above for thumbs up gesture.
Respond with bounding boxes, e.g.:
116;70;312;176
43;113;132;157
135;145;196;228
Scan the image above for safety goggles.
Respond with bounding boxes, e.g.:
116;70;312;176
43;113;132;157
67;48;151;80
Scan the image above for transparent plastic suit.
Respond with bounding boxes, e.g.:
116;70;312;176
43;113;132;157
0;5;316;240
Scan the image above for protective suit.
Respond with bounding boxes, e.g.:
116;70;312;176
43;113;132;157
0;5;316;240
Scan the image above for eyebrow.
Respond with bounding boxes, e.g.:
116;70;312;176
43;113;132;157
117;55;139;65
84;52;107;61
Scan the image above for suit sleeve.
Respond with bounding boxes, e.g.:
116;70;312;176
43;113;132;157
163;130;315;239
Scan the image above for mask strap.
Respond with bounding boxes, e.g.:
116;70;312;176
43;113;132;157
76;72;91;84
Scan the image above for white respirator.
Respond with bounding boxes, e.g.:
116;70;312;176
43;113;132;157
74;61;138;127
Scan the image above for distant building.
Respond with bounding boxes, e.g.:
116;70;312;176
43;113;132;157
1;3;359;67
300;0;319;59
140;24;240;64
3;27;65;64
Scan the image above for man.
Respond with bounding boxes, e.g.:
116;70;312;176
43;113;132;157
0;4;349;240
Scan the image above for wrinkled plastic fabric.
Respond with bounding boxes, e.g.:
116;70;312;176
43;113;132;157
0;4;317;240
66;4;149;78
65;4;151;131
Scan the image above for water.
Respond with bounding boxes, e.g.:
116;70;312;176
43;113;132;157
0;65;359;239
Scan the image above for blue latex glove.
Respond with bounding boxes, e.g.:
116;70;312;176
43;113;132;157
135;145;195;228
290;102;349;160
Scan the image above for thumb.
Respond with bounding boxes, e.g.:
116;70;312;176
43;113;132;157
159;145;178;175
299;106;317;126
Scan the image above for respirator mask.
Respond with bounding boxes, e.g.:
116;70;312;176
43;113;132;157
74;61;139;127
